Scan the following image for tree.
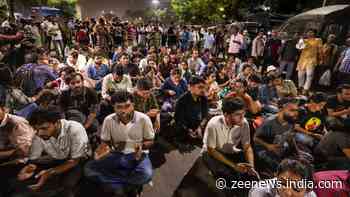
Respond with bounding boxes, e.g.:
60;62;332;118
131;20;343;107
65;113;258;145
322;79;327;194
171;0;244;24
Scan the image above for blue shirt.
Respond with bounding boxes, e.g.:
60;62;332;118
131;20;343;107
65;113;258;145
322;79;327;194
87;64;109;90
161;77;188;99
35;65;58;88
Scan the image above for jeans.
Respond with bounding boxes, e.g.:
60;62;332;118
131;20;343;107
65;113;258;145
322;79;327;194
15;103;38;119
298;66;315;90
295;133;317;148
279;61;295;80
84;152;153;190
255;145;281;172
201;152;258;197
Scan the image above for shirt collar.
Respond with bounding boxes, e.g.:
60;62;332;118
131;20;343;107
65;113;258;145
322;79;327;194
0;113;9;128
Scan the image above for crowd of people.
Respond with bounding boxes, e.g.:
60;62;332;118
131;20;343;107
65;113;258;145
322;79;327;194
0;15;349;197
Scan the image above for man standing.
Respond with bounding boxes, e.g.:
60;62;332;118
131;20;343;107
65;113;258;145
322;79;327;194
228;26;244;58
85;91;154;197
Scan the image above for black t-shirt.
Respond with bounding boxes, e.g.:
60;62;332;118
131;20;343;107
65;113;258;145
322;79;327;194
326;95;350;118
216;74;229;85
125;63;140;77
159;63;173;79
297;107;327;134
59;87;99;116
247;87;259;101
175;91;209;130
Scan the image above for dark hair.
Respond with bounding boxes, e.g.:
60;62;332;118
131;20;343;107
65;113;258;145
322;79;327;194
278;97;299;108
111;90;134;105
170;68;181;76
222;98;245;114
70;50;79;59
307;28;317;35
234;79;248;87
270;74;283;81
59;66;75;76
28;107;62;126
242;64;253;72
336;84;350;93
112;64;125;76
137;78;153;90
64;72;84;84
36;90;58;104
188;76;205;86
309;92;327;103
277;159;310;180
0;65;13;86
118;53;129;61
248;74;261;84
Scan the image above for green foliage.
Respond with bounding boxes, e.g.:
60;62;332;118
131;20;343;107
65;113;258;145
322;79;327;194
171;0;244;24
45;0;77;17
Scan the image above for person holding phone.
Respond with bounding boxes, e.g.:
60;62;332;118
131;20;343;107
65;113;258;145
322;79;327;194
84;90;155;197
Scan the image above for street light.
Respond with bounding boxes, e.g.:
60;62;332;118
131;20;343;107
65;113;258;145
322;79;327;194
322;0;327;7
152;0;160;6
152;0;160;21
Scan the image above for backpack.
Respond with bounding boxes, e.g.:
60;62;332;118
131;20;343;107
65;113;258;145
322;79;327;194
14;63;37;97
313;170;350;197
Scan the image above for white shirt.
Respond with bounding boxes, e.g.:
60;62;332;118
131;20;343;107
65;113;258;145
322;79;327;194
48;23;63;41
203;115;250;154
101;74;133;99
29;119;91;160
101;111;155;154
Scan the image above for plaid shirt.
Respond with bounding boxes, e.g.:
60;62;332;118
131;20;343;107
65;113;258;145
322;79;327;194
5;87;34;113
0;114;35;157
133;93;159;114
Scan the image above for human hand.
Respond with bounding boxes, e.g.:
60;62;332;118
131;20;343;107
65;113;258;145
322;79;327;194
312;133;323;140
94;144;111;160
267;144;281;155
18;164;37;181
234;163;253;174
168;90;176;96
147;109;160;117
134;143;143;161
28;170;52;191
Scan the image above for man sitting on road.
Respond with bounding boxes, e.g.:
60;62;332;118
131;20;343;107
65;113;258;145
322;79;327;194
84;90;155;197
201;98;257;197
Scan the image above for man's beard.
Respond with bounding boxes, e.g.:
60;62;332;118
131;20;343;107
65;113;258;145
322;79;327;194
283;113;296;124
117;111;134;122
72;87;83;95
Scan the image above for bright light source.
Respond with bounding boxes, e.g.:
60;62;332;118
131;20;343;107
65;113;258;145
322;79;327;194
219;7;225;12
152;0;160;5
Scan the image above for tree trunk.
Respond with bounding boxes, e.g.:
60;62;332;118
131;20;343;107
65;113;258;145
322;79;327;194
6;0;14;21
231;0;244;20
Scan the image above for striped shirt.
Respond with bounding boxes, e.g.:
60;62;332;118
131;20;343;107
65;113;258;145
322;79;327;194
339;48;350;73
228;33;244;54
